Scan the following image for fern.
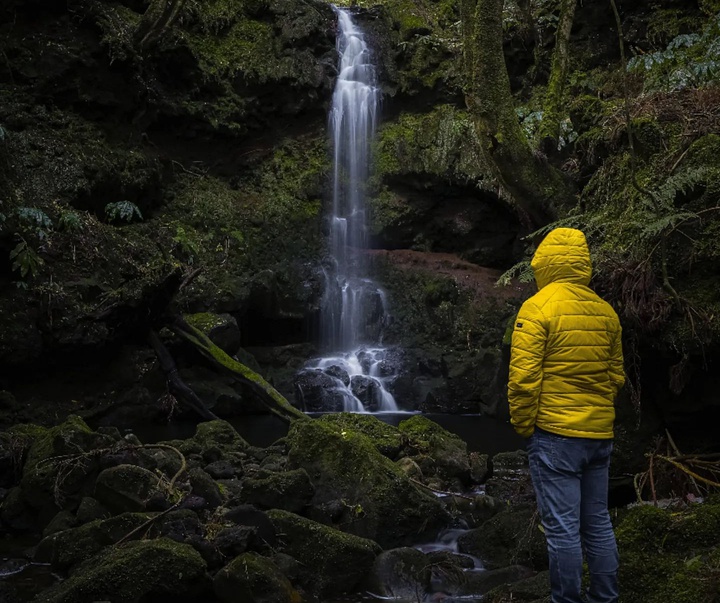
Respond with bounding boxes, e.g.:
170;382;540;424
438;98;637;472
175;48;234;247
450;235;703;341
497;260;534;287
58;210;83;233
105;201;143;223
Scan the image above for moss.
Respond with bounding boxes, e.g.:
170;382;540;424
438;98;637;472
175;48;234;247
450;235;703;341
267;508;381;598
318;413;403;458
374;106;486;181
285;418;448;547
36;537;208;602
185;312;227;333
214;552;299;603
614;502;720;603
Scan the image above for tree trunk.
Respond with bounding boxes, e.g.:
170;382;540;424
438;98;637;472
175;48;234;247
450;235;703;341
460;0;573;227
538;0;578;150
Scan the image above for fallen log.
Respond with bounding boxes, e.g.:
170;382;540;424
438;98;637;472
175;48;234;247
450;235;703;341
148;330;219;421
169;316;308;424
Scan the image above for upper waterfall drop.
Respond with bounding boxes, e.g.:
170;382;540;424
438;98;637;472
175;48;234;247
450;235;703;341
322;7;381;352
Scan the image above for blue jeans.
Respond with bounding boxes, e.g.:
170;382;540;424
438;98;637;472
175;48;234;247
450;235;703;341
528;428;619;603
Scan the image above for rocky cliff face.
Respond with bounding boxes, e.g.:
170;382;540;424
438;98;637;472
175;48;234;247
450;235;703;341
1;0;719;449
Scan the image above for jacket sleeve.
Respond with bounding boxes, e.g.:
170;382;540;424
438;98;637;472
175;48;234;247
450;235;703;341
609;323;625;396
508;301;546;438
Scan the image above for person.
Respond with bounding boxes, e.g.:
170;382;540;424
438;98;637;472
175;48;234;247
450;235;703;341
508;227;625;603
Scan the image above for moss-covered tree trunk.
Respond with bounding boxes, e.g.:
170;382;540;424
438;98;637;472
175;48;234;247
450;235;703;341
538;0;578;149
134;0;187;51
460;0;573;226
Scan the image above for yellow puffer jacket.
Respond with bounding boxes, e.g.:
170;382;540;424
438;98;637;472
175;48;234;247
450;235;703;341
508;228;625;439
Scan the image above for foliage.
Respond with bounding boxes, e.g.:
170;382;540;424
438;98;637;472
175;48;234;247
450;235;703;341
628;13;720;91
16;206;52;239
10;238;44;280
58;210;83;233
105;201;143;223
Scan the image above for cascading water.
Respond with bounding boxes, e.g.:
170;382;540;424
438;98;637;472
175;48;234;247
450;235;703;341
298;8;400;414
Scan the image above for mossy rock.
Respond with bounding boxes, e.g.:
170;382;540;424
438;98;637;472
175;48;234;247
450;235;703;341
318;413;403;458
34;512;156;570
285;418;449;548
94;464;165;514
185;312;241;355
615;501;720;602
398;415;470;482
0;423;48;488
268;509;381;598
213;551;300;603
240;468;314;514
192;420;250;456
32;537;209;603
457;505;548;571
20;416;114;516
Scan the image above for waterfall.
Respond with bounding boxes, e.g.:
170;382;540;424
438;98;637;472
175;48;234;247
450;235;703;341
322;8;380;351
298;8;400;414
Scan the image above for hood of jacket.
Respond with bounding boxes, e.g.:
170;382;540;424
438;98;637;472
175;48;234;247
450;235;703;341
531;227;592;290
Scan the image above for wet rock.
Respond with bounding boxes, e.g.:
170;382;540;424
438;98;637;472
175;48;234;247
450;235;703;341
350;375;383;411
204;460;239;480
42;510;77;537
485;450;534;503
451;565;535;597
224;504;277;549
214;552;300;603
325;364;351;386
33;537;209;602
365;547;431;600
399;415;471;485
240;468;314;514
188;468;224;509
286;418;449;548
94;464;164;514
486;570;551;602
75;496;110;524
457;505;548;571
212;525;255;558
293;368;347;412
268;509;382;598
157;509;203;545
396;457;424;480
469;452;490;483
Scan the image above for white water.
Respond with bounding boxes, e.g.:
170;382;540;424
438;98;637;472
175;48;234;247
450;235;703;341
313;8;399;413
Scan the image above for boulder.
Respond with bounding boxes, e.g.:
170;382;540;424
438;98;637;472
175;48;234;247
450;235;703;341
213;552;300;603
485;450;534;503
286;418;449;548
20;416;114;519
318;413;403;458
268;509;381;598
350;375;383;411
35;512;157;570
398;415;471;484
94;465;164;513
457;505;548;571
240;468;314;513
293;368;347;412
32;538;208;602
365;547;431;600
188;468;224;509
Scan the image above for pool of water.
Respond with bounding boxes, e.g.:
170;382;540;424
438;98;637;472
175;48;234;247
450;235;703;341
126;412;526;456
